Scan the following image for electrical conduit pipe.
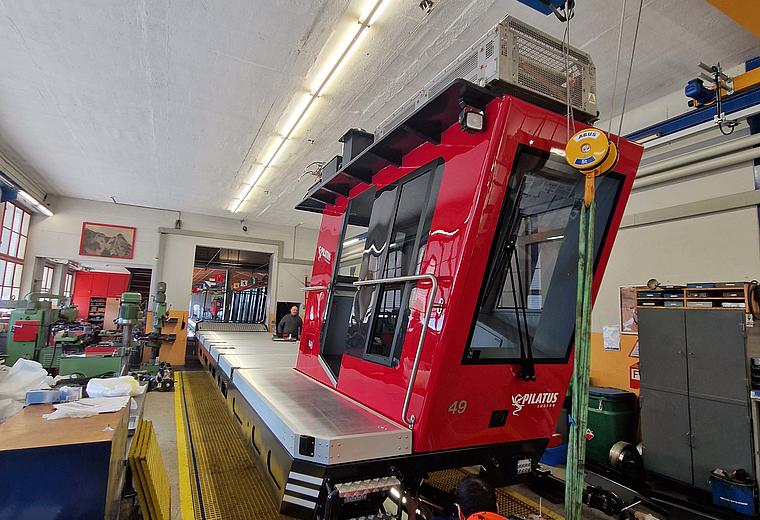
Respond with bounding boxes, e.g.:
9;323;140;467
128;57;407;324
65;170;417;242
637;133;760;177
633;146;760;190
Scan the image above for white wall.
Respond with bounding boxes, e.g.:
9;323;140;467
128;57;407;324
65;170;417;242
22;196;318;316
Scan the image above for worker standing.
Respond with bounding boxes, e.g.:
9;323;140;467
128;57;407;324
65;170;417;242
277;305;303;338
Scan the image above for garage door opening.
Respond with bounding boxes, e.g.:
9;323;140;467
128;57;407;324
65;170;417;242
189;246;271;325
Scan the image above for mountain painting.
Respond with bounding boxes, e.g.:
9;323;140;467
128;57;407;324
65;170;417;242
79;222;136;259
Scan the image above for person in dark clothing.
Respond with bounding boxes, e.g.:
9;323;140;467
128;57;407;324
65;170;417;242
454;476;506;520
277;305;303;338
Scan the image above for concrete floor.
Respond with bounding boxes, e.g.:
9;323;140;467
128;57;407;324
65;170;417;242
143;390;182;520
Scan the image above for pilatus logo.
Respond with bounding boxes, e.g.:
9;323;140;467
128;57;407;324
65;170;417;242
511;392;560;416
318;246;332;263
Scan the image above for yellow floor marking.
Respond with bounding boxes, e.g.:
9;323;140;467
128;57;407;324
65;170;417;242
174;372;195;520
503;488;564;520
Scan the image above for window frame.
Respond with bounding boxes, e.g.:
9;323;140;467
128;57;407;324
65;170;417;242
461;145;624;366
0;260;23;301
318;188;376;354
352;158;445;368
63;272;74;298
41;265;54;293
0;201;30;262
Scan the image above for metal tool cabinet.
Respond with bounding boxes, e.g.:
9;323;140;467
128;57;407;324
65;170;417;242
638;308;756;490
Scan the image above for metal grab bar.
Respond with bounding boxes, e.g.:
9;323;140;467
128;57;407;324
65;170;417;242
302;285;330;292
353;273;439;429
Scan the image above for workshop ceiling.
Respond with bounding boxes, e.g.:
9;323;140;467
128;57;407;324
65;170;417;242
0;0;758;228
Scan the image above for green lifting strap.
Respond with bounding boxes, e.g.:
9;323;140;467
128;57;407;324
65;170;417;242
564;192;595;520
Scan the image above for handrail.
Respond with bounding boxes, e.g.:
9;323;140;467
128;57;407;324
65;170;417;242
302;285;330;292
353;273;439;429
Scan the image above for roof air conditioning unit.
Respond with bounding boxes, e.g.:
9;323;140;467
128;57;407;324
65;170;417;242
375;16;597;139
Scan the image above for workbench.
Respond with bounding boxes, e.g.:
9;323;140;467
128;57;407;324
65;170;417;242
0;402;129;520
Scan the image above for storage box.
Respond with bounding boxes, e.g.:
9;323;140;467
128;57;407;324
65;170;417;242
586;387;637;467
710;470;756;515
25;389;61;405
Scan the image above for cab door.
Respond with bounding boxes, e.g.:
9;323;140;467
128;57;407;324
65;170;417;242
345;159;444;368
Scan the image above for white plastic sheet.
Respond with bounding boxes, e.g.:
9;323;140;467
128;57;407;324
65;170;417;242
43;396;131;420
86;376;146;398
0;359;54;422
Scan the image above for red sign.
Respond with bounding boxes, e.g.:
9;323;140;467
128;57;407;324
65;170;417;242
630;362;640;389
214;273;225;283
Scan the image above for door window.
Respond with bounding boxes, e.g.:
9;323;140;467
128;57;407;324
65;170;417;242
346;159;444;366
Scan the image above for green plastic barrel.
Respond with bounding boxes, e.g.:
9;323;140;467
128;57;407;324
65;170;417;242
586;386;637;466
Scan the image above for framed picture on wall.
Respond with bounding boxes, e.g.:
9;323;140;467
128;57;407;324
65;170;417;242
79;222;136;259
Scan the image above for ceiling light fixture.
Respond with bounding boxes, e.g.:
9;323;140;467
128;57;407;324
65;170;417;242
230;0;390;214
17;190;53;217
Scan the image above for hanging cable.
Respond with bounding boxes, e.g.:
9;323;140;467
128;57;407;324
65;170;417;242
607;0;628;138
562;7;577;141
615;0;644;147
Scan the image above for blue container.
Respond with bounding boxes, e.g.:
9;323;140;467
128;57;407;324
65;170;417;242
710;470;756;516
540;444;567;467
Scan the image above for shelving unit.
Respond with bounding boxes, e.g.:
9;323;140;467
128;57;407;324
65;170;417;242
88;297;107;326
636;283;753;310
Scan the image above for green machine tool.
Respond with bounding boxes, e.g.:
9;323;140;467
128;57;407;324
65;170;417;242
6;293;76;367
59;291;144;377
133;282;174;391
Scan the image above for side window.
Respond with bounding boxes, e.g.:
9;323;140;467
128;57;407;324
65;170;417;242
346;159;444;366
335;188;375;281
366;170;439;363
318;188;376;379
464;147;622;364
345;187;399;358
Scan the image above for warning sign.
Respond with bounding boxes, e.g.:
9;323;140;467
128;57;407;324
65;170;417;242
630;362;640;389
629;340;639;358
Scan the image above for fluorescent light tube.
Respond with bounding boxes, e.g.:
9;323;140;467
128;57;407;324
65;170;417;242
18;190;53;216
231;0;389;214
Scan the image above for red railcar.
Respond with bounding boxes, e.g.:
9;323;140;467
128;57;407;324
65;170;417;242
297;80;640;453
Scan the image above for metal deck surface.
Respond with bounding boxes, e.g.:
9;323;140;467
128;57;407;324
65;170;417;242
233;367;412;465
210;345;294;362
198;331;279;347
218;351;298;378
197;331;295;361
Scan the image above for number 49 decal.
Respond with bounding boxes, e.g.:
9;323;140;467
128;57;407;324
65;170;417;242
448;400;468;414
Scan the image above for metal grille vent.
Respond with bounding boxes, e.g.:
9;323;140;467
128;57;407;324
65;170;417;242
503;17;592;110
436;50;479;94
377;50;479;138
485;40;494;59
